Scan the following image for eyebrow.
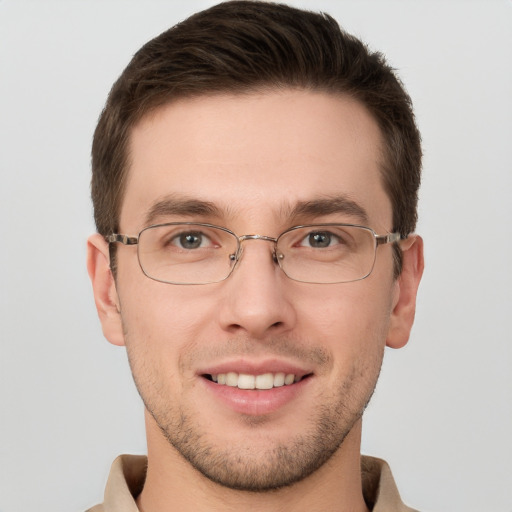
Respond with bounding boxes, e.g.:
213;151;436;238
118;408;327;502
287;196;369;224
144;194;224;226
143;193;369;227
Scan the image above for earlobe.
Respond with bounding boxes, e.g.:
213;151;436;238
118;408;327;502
87;233;125;346
386;235;424;349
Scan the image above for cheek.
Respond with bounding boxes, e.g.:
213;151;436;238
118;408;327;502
120;292;200;405
118;280;220;378
119;274;212;334
295;281;393;381
297;282;393;341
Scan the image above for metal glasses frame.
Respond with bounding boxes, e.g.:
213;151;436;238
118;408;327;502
107;222;401;285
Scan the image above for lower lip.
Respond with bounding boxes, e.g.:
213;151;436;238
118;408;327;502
201;376;311;416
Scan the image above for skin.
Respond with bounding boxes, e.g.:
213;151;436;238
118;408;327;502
88;89;424;512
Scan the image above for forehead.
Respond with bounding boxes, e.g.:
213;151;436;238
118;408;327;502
121;89;391;232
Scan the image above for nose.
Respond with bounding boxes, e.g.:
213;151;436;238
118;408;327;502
218;238;297;339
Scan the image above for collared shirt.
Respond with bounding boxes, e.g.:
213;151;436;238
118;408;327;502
87;454;418;511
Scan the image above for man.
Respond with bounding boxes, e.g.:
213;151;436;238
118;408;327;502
86;1;424;510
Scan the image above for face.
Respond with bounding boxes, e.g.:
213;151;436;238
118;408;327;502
91;90;418;491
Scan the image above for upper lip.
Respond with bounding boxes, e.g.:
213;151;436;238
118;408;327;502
198;358;313;378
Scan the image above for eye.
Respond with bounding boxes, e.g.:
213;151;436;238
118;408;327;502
171;231;211;249
300;231;341;248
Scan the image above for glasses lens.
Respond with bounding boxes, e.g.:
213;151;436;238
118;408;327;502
276;225;377;283
137;224;238;284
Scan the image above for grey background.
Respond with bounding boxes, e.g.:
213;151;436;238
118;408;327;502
0;1;511;511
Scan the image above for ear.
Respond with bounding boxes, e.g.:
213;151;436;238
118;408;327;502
386;235;424;349
87;233;125;346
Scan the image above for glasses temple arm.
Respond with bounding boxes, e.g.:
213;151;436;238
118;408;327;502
107;234;139;245
375;232;402;246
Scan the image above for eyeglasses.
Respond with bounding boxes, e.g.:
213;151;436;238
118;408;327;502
107;222;401;285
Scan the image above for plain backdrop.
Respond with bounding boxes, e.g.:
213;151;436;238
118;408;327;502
0;1;511;511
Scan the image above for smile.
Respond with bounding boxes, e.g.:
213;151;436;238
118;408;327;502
207;372;306;390
201;367;313;415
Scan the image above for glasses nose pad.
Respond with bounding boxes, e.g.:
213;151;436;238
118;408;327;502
273;248;285;266
229;246;243;269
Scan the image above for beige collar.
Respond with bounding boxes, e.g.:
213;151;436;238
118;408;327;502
87;454;417;512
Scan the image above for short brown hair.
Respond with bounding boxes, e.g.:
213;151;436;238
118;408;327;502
92;0;421;273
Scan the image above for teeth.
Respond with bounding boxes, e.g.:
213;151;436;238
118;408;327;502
211;372;299;389
255;373;274;390
238;374;255;389
273;372;285;387
285;374;295;385
226;372;238;387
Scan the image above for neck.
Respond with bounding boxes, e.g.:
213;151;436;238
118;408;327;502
136;413;369;512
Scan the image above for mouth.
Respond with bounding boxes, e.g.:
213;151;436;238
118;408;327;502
199;363;314;415
203;372;312;390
